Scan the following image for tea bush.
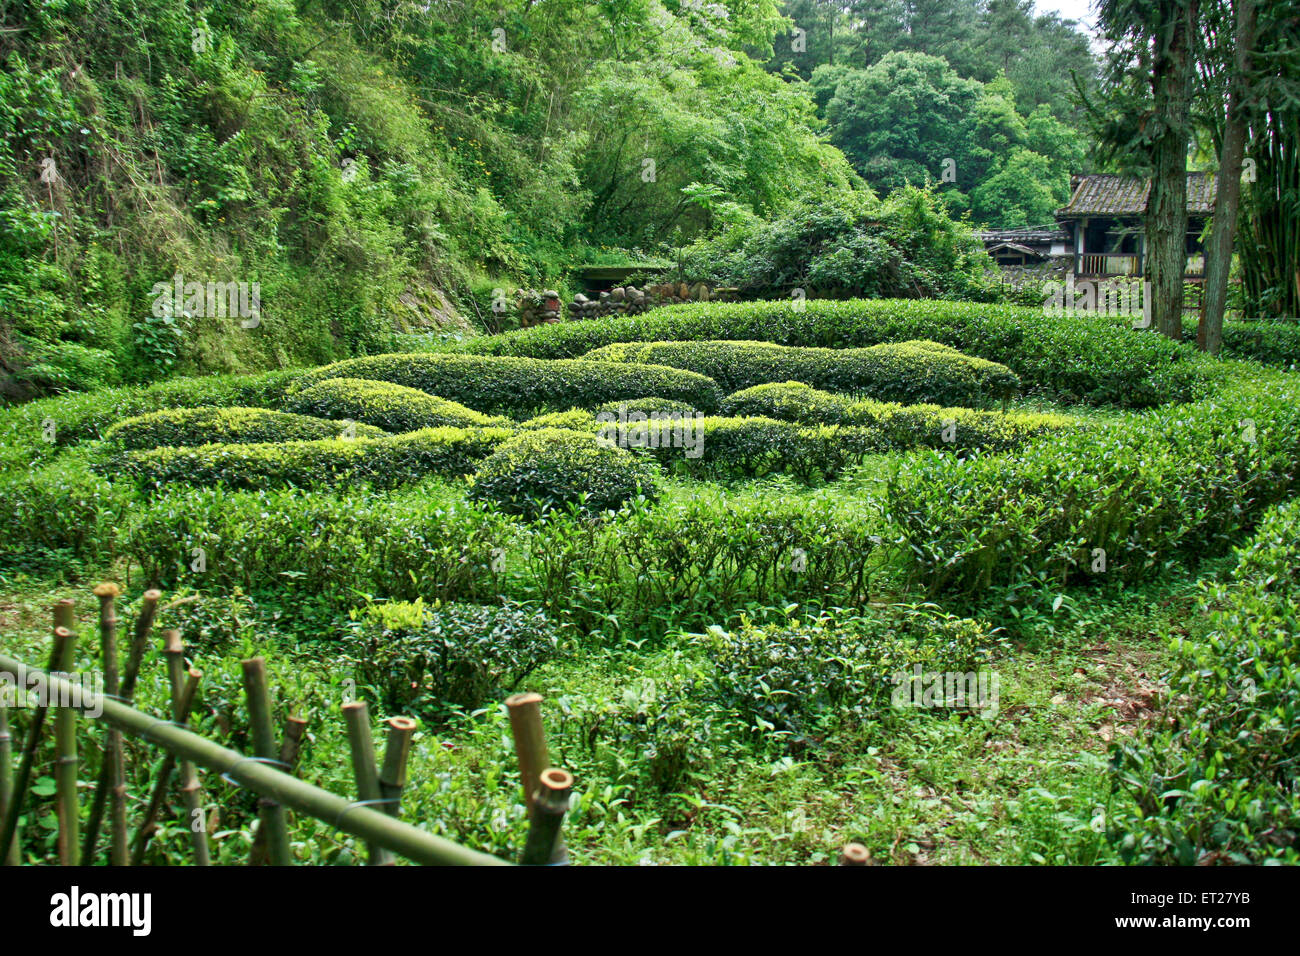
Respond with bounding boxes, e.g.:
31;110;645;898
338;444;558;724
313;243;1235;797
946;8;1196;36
118;426;514;491
125;483;513;605
0;369;302;469
347;599;560;722
290;352;723;415
721;381;1071;453
465;298;1214;407
594;397;701;417
700;606;993;747
886;376;1300;601
516;409;596;431
1184;318;1300;369
581;339;1019;407
517;487;886;636
600;414;875;481
468;428;662;518
0;453;131;570
284;377;510;432
1110;497;1300;864
104;406;386;450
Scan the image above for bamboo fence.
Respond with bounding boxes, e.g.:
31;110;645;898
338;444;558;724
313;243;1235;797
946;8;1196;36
0;585;588;867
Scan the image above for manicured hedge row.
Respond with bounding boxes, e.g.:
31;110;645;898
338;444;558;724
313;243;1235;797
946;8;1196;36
886;370;1300;602
0;369;301;469
602;414;875;481
122;480;886;636
116;427;515;491
581;339;1019;408
721;381;1071;453
125;484;514;604
594;397;699;417
284;377;510;431
0;453;132;571
1111;497;1300;864
460;299;1216;407
468;428;663;518
516;409;597;431
290;352;723;415
104;406;386;450
1183;318;1300;369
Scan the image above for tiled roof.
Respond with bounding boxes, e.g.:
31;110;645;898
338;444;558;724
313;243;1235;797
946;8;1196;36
976;227;1069;243
1057;172;1217;217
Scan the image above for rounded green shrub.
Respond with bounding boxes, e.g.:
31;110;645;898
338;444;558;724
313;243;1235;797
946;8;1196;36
722;381;1070;452
348;599;560;722
104;406;386;450
285;377;509;432
116;426;515;491
581;339;1019;407
517;409;597;431
291;352;722;415
594;397;701;417
465;297;1213;407
468;428;662;518
596;412;873;481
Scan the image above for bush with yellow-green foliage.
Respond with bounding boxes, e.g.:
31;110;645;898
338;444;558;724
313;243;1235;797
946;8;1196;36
103;406;386;451
597;412;874;481
468;428;662;518
291;352;723;415
721;381;1070;452
517;409;596;431
580;339;1019;408
285;378;510;432
116;426;515;491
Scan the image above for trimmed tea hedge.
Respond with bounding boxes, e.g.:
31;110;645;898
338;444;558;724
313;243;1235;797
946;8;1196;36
517;409;597;431
1186;318;1300;369
284;377;510;432
581;339;1019;408
461;298;1215;407
0;453;131;570
125;483;513;604
721;381;1071;453
291;352;723;415
599;413;875;481
104;406;386;450
117;426;515;491
468;428;662;518
0;369;301;469
1111;496;1300;864
594;397;701;417
886;372;1300;601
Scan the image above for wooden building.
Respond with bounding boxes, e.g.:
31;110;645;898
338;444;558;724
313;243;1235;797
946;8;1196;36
1055;172;1216;279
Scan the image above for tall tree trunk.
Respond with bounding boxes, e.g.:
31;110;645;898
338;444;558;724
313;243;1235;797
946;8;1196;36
1146;0;1198;340
1201;0;1258;354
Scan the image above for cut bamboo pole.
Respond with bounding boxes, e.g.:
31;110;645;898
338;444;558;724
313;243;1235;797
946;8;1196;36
241;657;291;865
83;588;160;854
53;622;80;865
0;626;69;863
840;843;871;866
0;653;507;866
164;634;209;866
505;692;549;815
0;705;16;865
88;583;128;865
520;767;573;866
250;714;307;866
343;701;392;865
131;649;207;865
378;717;416;819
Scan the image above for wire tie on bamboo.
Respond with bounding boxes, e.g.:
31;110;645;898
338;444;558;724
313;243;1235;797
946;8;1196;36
219;755;291;788
333;797;399;828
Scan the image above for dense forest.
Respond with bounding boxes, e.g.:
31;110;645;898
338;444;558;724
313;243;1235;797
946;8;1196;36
0;0;1104;397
